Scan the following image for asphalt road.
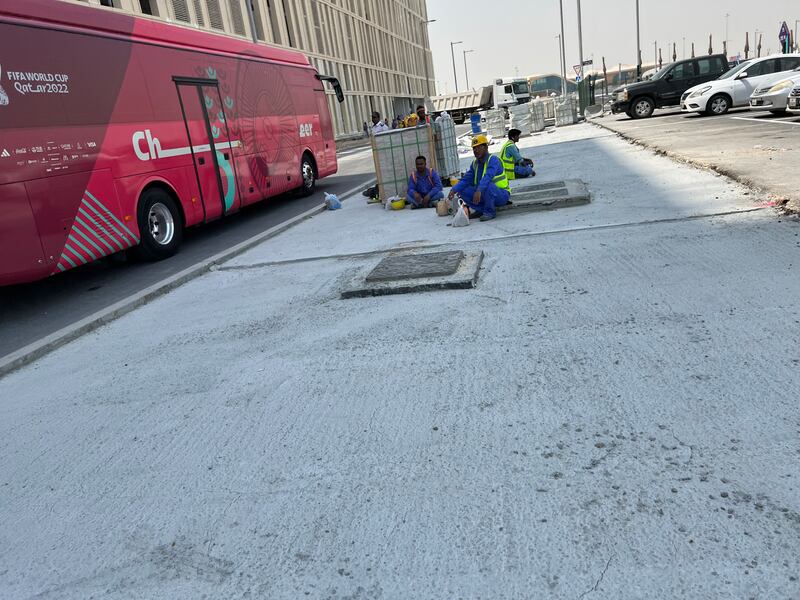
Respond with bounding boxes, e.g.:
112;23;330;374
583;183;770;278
595;106;800;206
0;145;375;358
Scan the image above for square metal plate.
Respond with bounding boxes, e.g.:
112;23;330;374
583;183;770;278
366;250;465;282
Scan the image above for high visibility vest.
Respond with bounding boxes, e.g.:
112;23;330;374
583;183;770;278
472;156;510;191
411;169;435;187
499;140;518;180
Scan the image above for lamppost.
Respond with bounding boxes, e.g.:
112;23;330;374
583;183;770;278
556;34;564;95
463;49;474;90
635;0;642;79
559;0;567;96
450;41;463;93
724;13;730;58
419;19;436;98
576;0;585;80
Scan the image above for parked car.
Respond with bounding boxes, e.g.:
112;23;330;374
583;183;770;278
787;83;800;113
611;54;729;118
749;68;800;114
681;54;800;116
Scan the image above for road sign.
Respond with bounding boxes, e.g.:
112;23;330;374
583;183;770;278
573;65;582;76
582;59;593;66
779;22;790;42
575;75;582;83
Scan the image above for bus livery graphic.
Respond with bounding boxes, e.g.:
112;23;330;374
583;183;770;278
0;0;342;285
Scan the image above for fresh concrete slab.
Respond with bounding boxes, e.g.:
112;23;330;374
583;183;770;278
342;250;482;298
224;125;763;267
2;123;797;599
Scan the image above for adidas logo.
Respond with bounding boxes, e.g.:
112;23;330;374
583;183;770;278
0;149;10;158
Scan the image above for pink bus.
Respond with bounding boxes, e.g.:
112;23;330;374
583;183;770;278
0;0;342;285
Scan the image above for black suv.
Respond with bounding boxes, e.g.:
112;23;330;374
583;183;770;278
611;55;729;118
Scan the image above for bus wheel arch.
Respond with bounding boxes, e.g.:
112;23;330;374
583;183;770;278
298;151;317;197
134;182;184;260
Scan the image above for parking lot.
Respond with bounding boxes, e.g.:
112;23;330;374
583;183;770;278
595;107;800;210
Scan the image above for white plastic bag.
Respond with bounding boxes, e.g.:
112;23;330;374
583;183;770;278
451;199;470;227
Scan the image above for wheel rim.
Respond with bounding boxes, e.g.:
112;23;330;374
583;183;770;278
302;162;315;189
148;202;175;246
635;100;651;116
711;97;727;114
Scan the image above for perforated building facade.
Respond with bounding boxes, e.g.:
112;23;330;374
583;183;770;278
70;0;435;138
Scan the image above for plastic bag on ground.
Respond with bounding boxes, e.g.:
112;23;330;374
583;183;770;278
324;193;341;210
451;199;470;227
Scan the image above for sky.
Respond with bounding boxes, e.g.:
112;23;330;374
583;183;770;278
425;0;799;94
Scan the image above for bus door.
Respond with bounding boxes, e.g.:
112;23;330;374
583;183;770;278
175;79;240;221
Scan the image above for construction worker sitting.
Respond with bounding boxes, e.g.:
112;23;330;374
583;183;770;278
447;134;510;222
500;128;535;179
407;155;444;209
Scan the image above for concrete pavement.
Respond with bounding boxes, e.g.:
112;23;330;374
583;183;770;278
2;124;799;599
593;107;800;212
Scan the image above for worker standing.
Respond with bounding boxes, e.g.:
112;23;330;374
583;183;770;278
448;135;510;221
499;129;535;180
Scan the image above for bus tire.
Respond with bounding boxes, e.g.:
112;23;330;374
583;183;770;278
298;153;317;197
135;187;183;260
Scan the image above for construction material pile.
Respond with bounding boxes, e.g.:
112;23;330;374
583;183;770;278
433;112;460;178
530;100;546;132
555;97;578;126
508;104;532;136
484;108;506;138
371;126;437;200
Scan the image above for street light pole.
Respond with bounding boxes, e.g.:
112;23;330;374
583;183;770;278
450;41;463;93
724;13;730;58
556;34;564;95
559;0;567;96
420;19;436;98
463;49;474;90
635;0;642;79
576;0;585;79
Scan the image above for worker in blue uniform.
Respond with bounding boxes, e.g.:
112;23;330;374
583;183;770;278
447;134;510;221
500;129;535;179
407;155;444;209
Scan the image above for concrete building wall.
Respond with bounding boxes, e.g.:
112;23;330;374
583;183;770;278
72;0;435;138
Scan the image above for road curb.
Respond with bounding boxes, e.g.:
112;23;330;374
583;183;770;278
589;120;797;213
0;179;375;380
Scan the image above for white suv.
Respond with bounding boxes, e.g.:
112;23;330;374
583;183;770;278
681;54;800;115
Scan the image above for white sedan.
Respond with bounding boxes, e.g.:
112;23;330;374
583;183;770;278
681;54;800;115
749;70;800;114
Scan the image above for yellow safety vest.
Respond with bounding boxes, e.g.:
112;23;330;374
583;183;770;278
472;155;510;191
499;140;517;180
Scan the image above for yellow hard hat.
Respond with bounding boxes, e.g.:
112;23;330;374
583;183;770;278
471;134;489;148
390;198;406;210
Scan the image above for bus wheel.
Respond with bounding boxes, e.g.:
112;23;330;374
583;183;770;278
135;188;183;260
298;154;317;197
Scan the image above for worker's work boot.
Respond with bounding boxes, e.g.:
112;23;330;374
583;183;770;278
479;214;495;222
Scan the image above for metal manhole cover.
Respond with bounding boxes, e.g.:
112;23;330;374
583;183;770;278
366;250;465;282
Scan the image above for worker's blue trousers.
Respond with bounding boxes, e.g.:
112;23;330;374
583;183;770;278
407;190;444;208
514;164;535;178
457;183;510;218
